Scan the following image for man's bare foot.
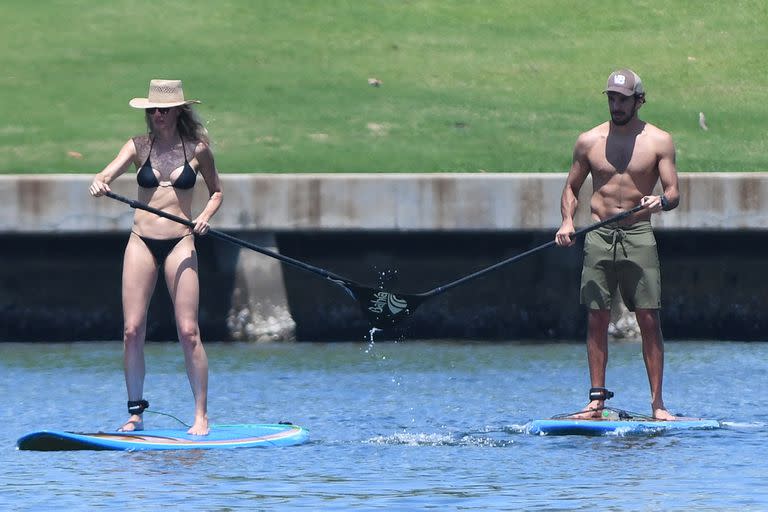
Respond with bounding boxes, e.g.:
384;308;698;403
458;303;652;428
653;407;676;421
187;415;209;436
118;415;143;432
569;400;604;420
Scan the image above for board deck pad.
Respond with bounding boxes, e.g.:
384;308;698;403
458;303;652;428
17;423;309;451
527;417;720;436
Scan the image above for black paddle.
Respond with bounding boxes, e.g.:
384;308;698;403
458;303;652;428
358;202;647;327
105;191;390;326
106;192;643;329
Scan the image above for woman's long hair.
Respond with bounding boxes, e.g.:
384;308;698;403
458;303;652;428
145;105;210;145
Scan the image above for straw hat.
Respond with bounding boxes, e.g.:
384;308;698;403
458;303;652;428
129;79;201;109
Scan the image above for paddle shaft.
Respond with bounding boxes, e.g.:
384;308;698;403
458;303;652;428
105;191;355;285
421;203;646;298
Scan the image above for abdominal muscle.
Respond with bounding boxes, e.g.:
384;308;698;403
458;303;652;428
590;172;654;225
133;186;195;239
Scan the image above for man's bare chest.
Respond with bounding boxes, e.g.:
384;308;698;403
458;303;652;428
588;138;658;177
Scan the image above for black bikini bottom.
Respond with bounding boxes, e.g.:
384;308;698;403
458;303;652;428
132;232;192;266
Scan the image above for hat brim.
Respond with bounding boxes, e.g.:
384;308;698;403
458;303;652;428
129;98;201;109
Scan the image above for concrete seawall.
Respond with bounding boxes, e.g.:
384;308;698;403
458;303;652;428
3;173;768;232
1;173;766;341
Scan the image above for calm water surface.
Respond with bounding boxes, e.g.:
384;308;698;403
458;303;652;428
2;339;767;511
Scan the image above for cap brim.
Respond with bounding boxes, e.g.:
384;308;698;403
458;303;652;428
603;86;635;96
129;98;201;109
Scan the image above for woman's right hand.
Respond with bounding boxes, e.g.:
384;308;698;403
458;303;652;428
89;177;111;197
90;140;137;197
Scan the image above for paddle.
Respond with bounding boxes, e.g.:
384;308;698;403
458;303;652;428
105;191;391;326
106;192;643;329
361;202;647;327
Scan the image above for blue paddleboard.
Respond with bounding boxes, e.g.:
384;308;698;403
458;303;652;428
17;423;309;451
527;417;720;436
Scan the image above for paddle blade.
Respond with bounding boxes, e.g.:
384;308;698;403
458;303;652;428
347;286;425;329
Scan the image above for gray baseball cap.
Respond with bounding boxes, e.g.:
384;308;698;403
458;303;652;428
603;69;644;96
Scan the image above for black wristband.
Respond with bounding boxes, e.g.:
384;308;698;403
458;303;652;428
660;195;670;211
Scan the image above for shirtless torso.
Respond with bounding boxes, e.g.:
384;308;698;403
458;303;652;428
581;120;677;223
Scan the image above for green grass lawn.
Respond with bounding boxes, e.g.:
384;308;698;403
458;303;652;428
1;0;766;174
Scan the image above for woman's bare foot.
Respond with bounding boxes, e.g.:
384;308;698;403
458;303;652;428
187;415;209;436
118;415;144;432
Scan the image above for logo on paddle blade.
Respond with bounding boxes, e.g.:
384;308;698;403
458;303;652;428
368;291;408;316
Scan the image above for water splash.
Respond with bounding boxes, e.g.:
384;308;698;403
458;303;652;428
375;268;399;289
364;326;382;354
720;420;766;429
365;430;516;448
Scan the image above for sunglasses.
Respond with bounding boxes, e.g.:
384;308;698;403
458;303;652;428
145;107;171;114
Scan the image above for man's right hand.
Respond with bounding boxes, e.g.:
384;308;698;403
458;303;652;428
555;222;576;247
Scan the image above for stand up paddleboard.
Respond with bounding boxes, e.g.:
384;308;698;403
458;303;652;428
529;388;720;436
527;417;720;436
17;423;309;451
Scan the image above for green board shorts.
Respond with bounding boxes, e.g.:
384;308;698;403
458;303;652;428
580;220;661;311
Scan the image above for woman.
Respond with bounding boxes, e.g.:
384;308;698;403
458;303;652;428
89;79;223;435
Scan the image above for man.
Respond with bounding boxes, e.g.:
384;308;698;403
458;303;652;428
555;69;679;420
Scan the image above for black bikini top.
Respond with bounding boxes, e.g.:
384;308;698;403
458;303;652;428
137;137;197;190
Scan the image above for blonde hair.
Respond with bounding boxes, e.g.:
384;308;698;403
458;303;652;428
145;105;210;144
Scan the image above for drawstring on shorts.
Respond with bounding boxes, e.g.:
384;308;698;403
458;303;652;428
609;226;628;258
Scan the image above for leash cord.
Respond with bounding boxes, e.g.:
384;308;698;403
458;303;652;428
144;409;191;428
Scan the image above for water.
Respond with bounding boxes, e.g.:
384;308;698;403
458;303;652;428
2;339;767;511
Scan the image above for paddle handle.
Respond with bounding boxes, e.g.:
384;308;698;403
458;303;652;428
424;203;646;297
104;191;350;283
